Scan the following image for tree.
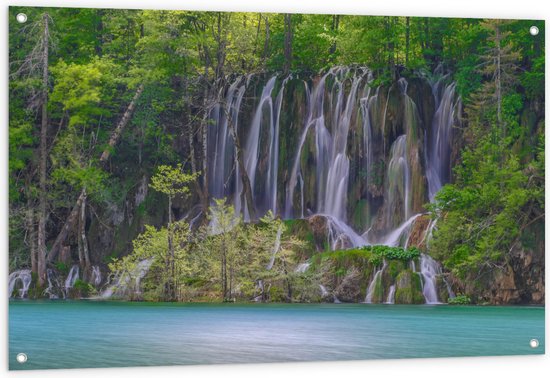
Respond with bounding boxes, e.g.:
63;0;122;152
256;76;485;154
150;164;196;300
283;14;293;74
107;221;192;301
471;20;520;140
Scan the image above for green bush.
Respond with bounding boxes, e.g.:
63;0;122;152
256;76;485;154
73;279;96;298
448;294;471;305
55;262;69;274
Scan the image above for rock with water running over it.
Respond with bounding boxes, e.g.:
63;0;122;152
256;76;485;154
394;269;424;304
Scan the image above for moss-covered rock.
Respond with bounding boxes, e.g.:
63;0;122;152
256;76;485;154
395;269;424;304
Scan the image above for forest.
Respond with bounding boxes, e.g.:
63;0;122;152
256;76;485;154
8;7;545;305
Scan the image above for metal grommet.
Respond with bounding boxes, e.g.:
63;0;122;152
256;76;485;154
16;353;27;364
16;13;27;24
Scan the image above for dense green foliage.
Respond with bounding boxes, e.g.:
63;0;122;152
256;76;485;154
427;20;545;285
448;295;471;305
314;245;420;267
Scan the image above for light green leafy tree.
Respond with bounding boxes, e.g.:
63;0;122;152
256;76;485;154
150;164;197;300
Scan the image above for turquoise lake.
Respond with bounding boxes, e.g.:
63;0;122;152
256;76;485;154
9;301;545;370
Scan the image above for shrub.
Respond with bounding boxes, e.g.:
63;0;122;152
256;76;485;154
448;294;471;305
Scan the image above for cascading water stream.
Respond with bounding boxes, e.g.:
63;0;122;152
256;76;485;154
385;135;411;229
244;76;277;219
266;77;290;215
419;254;441;304
266;225;283;270
8;269;32;298
365;260;388;303
91;266;102;286
64;265;80;296
319;72;362;220
295;262;311;273
101;258;153;299
385;285;396;304
285;73;329;218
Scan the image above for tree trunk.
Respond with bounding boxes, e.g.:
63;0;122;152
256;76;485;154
221;236;227;301
405;17;410;67
283;14;293;75
26;208;38;275
329;15;339;55
37;13;50;286
215;13;227;79
229;263;233;301
100;84;144;161
183;75;206;214
262;16;270;69
80;190;91;269
495;23;503;137
47;84;144;263
166;195;174;301
201;87;210;214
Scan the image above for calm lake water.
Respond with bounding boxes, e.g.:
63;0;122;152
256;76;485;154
9;301;545;370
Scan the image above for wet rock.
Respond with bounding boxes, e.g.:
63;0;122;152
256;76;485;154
395;269;424;304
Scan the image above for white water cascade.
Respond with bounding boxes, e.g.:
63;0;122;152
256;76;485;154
295;262;311;273
419;254;442;304
285;73;329;218
365;260;388;303
45;269;62;299
426;80;460;200
385;135;411;228
385;285;396;304
244;76;277;219
266;225;283;270
8;269;32;298
209;77;247;201
325;215;368;249
91;265;102;286
101;259;154;299
64;265;80;296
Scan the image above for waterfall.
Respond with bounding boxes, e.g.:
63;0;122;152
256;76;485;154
378;214;421;247
45;269;61;299
385;285;396;304
419;254;441;304
295;262;311;273
243;76;277;219
208;76;247;215
198;67;461;305
266;224;283;270
385;135;411;229
319;284;329;297
101;258;153;299
285;74;329;218
426;81;459;200
365;260;387;303
8;269;32;298
64;265;80;295
326;215;368;249
266;77;289;215
319;71;363;220
91;266;102;286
